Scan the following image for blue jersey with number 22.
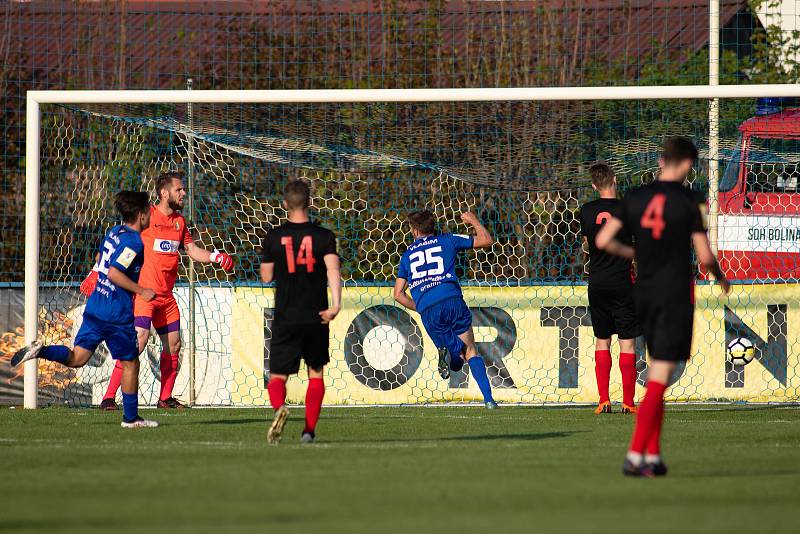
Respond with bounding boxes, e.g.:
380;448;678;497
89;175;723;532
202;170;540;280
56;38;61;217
397;233;474;313
85;225;145;324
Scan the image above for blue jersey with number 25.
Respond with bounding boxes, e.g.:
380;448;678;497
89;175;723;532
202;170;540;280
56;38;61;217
397;233;474;313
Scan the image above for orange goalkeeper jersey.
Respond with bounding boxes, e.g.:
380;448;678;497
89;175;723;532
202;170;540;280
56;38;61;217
138;206;193;295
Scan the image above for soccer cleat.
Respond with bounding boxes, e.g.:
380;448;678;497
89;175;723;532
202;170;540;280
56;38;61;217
99;398;119;411
267;405;289;445
622;404;637;414
622;459;655;478
647;460;668;477
10;340;43;367
436;347;451;379
121;416;159;429
300;431;315;444
594;401;612;414
157;397;189;409
485;401;499;410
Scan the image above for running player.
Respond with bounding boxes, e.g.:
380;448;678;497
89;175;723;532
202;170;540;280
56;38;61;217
84;172;235;410
393;210;497;409
13;191;159;428
260;180;341;445
596;137;730;477
579;163;640;415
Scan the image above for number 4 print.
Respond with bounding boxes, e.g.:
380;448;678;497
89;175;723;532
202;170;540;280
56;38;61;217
641;193;666;239
281;236;316;273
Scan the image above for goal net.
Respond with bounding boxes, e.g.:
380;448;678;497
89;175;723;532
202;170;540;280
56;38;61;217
22;90;800;406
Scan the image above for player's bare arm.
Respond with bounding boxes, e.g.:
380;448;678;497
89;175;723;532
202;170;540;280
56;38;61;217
460;211;494;248
393;277;416;312
260;262;274;283
595;217;634;260
319;253;342;324
107;267;156;302
185;241;234;272
692;232;731;294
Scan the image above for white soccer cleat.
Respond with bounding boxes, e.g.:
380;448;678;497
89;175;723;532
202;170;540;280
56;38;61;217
267;405;289;445
121;417;159;429
11;340;43;367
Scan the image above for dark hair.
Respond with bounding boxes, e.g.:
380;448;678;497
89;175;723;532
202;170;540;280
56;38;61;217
407;210;436;235
662;136;698;165
589;163;615;190
155;171;183;197
284;179;311;210
114;190;150;223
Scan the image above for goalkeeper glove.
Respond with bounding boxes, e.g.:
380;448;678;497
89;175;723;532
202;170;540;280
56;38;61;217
79;265;99;297
210;250;234;272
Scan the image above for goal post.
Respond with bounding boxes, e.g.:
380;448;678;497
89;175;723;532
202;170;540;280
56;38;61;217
24;84;800;409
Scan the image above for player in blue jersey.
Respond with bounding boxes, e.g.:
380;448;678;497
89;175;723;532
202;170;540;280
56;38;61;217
394;210;498;409
12;191;159;428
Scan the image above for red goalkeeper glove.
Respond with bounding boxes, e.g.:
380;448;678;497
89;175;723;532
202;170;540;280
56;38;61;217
210;250;234;272
79;267;99;297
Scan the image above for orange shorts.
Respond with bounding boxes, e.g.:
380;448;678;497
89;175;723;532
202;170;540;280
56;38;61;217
133;294;181;334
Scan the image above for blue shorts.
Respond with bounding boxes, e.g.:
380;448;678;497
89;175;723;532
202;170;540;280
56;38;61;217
74;313;139;361
420;297;472;359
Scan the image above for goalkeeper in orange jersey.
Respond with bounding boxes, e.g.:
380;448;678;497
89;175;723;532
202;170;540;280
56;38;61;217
81;172;234;410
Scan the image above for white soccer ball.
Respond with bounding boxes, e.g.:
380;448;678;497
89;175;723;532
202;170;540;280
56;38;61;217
726;337;755;366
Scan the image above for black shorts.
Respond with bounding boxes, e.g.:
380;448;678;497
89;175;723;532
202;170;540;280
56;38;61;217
588;284;640;340
268;322;330;375
633;286;694;362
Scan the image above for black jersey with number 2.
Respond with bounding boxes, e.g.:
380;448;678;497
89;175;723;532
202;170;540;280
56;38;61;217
618;181;706;295
579;198;633;288
261;221;338;324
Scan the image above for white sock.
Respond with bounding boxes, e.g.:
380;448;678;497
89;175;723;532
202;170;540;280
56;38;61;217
626;451;643;466
645;454;661;464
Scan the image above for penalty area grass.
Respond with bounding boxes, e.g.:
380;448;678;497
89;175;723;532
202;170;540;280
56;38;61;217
1;405;798;533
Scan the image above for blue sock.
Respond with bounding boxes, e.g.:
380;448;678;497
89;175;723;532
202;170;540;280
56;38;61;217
468;357;495;403
40;345;70;364
122;392;138;422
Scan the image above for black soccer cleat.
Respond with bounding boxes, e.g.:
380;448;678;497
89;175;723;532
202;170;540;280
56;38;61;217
157;397;189;409
648;460;668;477
300;431;315;444
99;398;119;411
622;459;655;478
437;347;451;379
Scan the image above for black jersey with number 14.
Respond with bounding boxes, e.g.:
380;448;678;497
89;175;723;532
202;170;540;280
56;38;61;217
619;181;706;295
579;198;633;288
261;221;338;324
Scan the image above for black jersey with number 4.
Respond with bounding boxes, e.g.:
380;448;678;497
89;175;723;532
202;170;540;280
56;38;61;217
579;198;633;288
619;181;706;295
261;221;338;324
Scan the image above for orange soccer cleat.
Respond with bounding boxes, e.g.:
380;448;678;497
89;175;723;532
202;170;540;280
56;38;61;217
622;404;638;415
594;401;612;414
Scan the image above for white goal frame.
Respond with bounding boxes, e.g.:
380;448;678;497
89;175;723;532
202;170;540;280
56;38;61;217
24;84;800;408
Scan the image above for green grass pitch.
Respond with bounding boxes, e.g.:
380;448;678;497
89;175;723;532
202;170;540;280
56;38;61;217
2;405;798;533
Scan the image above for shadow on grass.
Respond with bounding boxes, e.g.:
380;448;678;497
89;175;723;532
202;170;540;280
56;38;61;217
332;430;584;444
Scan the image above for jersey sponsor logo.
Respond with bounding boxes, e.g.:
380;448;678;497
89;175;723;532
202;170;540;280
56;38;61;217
154;238;180;253
117;247;138;268
719;214;800;253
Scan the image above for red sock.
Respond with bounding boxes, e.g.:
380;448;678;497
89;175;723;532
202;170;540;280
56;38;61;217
103;360;123;400
159;352;179;401
304;378;325;434
267;377;287;411
619;352;637;406
646;397;665;455
629;380;667;453
594;350;612;403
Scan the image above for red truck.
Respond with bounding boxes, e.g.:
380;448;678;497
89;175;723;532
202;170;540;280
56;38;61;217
717;103;800;281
